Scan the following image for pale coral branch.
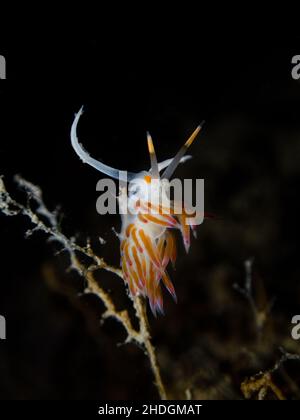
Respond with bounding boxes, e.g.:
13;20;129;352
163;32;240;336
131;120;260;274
241;347;300;400
233;258;274;335
241;371;285;400
272;347;300;373
134;296;168;399
0;175;168;400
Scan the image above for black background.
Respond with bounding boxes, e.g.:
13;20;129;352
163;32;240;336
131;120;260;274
1;32;300;399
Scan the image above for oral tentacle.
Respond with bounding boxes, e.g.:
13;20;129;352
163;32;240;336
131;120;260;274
71;107;138;182
147;132;159;179
162;121;205;179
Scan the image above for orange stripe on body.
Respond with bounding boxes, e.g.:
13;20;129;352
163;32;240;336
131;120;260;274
141;253;147;278
122;258;137;295
153;283;164;315
157;236;165;260
124;242;133;266
125;223;134;237
148;262;159;298
140;202;178;228
162;231;176;267
120;240;126;253
168;232;177;266
121;257;129;278
142;201;174;215
132;245;145;287
131;227;143;253
139;229;161;269
143;213;175;227
138;213;149;224
162;271;177;302
128;265;140;290
178;214;190;252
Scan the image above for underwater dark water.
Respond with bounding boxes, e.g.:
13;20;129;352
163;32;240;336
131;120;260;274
1;35;300;399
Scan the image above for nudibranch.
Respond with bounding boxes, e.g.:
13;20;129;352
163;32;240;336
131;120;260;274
71;107;204;315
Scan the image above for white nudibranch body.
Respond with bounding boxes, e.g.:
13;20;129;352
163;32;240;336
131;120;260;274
71;107;204;315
